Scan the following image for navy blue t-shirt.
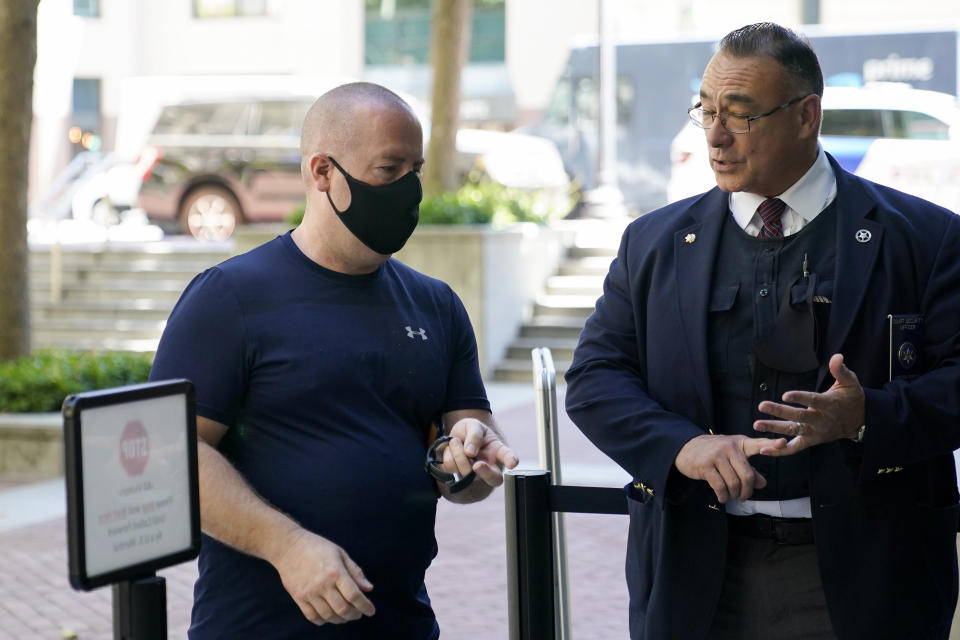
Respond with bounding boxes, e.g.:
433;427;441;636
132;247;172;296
150;232;490;639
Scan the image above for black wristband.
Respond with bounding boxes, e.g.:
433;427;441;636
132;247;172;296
425;435;477;493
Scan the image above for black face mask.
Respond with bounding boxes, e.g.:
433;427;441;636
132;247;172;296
326;155;421;255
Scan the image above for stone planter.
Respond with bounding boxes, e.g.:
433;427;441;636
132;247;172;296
0;413;63;480
233;222;572;377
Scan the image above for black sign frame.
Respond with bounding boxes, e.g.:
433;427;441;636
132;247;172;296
63;379;200;591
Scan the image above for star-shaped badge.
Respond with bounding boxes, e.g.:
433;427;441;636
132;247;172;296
684;233;696;244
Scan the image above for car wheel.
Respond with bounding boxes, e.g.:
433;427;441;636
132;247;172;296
179;186;241;241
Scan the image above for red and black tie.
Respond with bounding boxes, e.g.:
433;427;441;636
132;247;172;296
756;198;786;239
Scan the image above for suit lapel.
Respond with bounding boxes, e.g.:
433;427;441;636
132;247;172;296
675;189;728;422
819;158;883;388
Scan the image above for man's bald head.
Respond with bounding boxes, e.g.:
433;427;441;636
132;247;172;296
300;82;419;163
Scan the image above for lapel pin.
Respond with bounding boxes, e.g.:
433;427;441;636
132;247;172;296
685;233;696;244
855;229;872;243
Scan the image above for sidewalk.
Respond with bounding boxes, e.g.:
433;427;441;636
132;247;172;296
0;383;631;639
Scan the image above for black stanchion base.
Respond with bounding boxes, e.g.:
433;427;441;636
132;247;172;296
113;574;167;640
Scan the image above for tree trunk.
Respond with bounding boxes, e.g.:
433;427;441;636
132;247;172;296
423;0;472;197
0;0;38;361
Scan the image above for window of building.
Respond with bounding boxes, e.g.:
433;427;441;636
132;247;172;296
72;78;101;131
364;0;505;66
193;0;269;18
73;0;100;17
71;78;102;152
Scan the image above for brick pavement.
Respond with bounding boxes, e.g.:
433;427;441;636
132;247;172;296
0;385;631;639
4;382;960;639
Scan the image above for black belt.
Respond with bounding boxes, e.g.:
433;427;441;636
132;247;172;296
727;513;814;545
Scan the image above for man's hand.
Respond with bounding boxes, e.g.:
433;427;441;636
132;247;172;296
271;528;375;626
753;353;866;455
674;434;780;503
441;417;519;489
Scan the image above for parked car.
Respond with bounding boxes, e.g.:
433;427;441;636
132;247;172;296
71;154;141;224
137;93;571;241
666;84;960;210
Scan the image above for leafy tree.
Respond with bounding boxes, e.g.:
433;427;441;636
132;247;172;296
0;0;39;361
423;0;472;196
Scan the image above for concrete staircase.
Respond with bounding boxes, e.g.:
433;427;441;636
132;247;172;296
28;242;233;352
490;234;620;383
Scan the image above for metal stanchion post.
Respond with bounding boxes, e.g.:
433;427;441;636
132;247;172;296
112;574;167;640
505;470;556;640
532;347;572;639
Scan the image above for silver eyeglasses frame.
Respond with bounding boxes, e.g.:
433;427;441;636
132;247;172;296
688;94;810;134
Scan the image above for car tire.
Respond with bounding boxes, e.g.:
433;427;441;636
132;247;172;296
179;185;241;241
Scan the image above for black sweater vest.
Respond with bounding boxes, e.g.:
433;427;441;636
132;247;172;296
707;201;837;500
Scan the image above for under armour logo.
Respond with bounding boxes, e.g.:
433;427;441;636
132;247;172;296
405;326;428;341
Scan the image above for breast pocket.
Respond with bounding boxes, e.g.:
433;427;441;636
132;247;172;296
708;284;740;374
790;279;833;360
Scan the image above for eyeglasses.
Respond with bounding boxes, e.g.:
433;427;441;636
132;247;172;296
688;95;809;134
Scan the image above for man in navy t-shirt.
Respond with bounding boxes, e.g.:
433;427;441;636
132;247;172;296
150;82;519;639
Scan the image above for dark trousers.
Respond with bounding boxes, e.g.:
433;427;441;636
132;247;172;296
707;523;835;640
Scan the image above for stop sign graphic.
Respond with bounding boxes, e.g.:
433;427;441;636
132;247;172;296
119;420;150;476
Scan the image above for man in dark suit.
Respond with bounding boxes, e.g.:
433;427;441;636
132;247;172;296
565;22;960;640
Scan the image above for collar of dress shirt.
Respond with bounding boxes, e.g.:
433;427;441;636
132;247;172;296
729;146;838;233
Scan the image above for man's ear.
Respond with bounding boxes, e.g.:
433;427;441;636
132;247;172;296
309;153;334;192
798;94;822;140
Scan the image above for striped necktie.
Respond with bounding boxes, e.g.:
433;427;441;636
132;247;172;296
756;198;786;239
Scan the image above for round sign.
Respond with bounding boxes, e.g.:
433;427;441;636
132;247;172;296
119;420;150;476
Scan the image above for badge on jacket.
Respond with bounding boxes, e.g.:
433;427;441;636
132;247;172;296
888;314;923;381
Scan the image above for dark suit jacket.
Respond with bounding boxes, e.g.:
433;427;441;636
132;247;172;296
565;155;960;640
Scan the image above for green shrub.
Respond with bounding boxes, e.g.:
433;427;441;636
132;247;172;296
0;350;154;413
285;202;305;226
284;175;575;228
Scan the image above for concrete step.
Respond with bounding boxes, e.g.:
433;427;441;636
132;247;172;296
491;357;572;383
544;274;605;297
505;337;577;361
31;281;188;304
565;245;619;259
533;294;597;319
556;256;614;277
30;253;220;270
31;336;161;352
30;300;173;322
29;243;231;262
30;263;206;282
25;242;227;353
518;316;586;339
32;316;166;337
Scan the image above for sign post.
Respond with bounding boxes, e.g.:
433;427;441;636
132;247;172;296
62;379;200;639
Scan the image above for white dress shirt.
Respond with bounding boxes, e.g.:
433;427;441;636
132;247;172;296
724;146;838;519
